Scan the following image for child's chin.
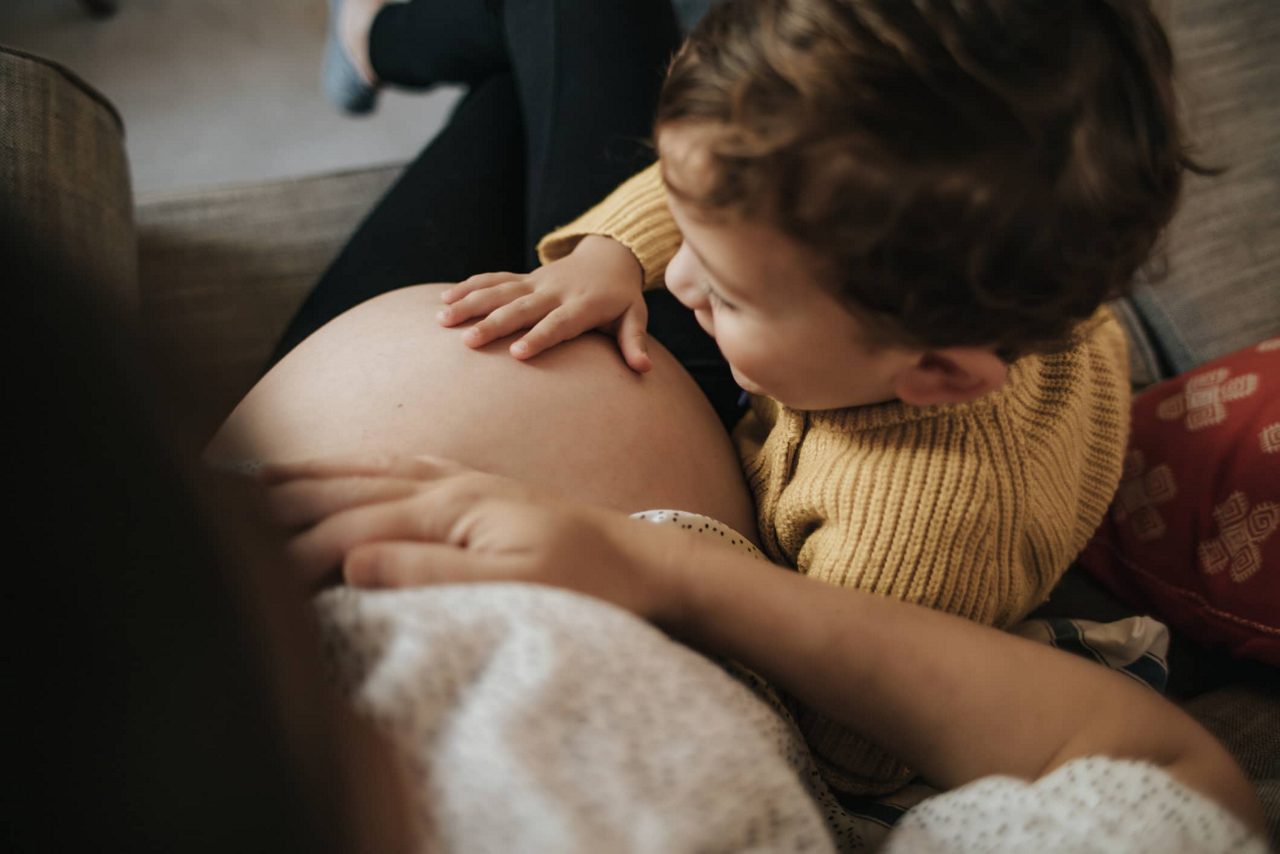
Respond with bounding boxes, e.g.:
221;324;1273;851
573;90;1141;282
729;365;765;396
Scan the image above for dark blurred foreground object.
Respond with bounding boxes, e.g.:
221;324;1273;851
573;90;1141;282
2;227;407;852
2;53;405;848
79;0;118;18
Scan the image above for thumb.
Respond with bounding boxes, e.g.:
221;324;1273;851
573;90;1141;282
616;301;652;373
344;541;510;589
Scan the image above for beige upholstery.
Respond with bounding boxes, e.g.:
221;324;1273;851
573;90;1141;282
136;165;398;437
0;46;136;314
1186;685;1280;840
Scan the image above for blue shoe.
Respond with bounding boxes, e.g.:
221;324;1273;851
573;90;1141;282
323;0;378;114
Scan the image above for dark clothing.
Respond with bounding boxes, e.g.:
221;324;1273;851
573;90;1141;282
269;0;744;428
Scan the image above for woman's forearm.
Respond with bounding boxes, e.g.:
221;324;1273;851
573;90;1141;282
258;448;1262;832
649;533;1263;831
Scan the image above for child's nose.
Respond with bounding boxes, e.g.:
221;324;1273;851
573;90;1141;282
666;244;708;311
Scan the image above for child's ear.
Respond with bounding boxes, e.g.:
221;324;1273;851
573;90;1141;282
892;348;1008;407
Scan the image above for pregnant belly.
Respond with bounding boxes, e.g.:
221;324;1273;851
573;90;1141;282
206;284;758;540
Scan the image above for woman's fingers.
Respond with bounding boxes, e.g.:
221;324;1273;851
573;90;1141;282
286;493;445;584
258;453;468;485
265;475;420;530
258;453;545;587
615;301;652;373
462;294;554;349
438;278;530;326
262;454;491;530
440;272;519;305
285;473;521;582
344;541;511;588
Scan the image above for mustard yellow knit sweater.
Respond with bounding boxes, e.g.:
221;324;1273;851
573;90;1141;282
540;162;1132;794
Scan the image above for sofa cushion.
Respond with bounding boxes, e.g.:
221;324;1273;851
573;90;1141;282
0;45;136;315
1080;339;1280;666
1124;0;1280;376
136;165;400;440
1184;683;1280;847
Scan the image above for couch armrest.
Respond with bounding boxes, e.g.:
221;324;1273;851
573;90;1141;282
136;164;400;438
1;46;136;314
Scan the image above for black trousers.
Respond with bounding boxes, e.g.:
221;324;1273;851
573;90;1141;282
269;0;743;428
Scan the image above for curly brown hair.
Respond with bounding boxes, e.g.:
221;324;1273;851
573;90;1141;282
656;0;1206;357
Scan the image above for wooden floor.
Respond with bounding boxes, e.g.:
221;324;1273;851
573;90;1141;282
0;0;460;194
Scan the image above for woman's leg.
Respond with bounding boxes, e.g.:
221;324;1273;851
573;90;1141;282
212;284;759;543
269;74;526;365
271;0;681;366
366;0;509;88
496;0;680;248
367;0;682;246
377;0;741;425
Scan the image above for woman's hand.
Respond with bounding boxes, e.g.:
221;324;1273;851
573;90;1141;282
260;454;676;618
437;236;652;372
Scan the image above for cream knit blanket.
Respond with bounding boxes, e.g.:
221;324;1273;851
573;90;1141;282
315;583;861;852
314;584;1258;854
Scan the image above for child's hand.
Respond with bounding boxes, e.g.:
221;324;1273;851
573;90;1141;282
437;235;652;372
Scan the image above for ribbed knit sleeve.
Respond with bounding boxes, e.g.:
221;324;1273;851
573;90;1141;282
536;162;681;289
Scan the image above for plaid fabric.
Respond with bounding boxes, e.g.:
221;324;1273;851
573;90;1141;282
1186;684;1280;848
826;615;1172;844
0;46;136;314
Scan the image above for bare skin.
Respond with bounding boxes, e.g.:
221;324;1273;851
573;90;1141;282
206;284;758;544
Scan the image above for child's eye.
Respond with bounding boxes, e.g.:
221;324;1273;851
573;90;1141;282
705;280;737;311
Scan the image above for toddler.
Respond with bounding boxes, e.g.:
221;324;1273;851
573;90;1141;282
437;0;1196;795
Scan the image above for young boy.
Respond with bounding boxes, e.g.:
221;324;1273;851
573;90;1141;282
436;0;1193;794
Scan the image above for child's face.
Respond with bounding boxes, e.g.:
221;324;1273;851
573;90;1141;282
659;123;920;411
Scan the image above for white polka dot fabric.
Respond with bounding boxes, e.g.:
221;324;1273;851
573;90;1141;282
630;509;764;559
885;756;1267;854
315;583;847;852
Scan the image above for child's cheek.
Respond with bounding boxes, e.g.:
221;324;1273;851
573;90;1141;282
716;322;758;377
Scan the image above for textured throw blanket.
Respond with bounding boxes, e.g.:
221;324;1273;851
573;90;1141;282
314;583;1186;853
315;583;876;852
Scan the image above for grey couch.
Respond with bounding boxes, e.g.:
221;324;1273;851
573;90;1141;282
1;0;1277;843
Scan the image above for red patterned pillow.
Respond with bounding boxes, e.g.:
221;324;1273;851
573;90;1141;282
1079;337;1280;667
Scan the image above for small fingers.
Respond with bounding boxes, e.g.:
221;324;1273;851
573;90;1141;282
510;306;590;360
438;279;530;326
440;272;519;305
463;294;555;349
616;302;652;373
